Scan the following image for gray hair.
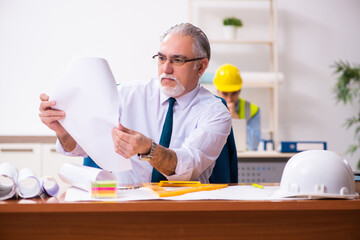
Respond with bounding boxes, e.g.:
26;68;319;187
160;23;211;61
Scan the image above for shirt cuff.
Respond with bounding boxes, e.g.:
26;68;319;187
163;149;193;181
55;139;88;157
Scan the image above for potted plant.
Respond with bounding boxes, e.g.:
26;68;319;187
223;17;243;40
332;60;360;170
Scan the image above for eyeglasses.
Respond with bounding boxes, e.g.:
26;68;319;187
152;54;204;66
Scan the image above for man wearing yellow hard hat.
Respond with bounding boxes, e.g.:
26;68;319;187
213;63;261;150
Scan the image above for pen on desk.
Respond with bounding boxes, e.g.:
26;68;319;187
117;185;141;190
251;183;264;189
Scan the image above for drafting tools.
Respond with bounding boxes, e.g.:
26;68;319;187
142;181;228;197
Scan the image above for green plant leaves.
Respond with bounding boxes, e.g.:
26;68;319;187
223;17;243;27
332;60;360;170
332;60;360;104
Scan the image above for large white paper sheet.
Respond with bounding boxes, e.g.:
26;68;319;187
50;57;131;172
64;185;287;202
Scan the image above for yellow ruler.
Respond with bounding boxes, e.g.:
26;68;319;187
142;181;228;197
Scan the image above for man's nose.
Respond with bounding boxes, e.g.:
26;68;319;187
224;96;232;103
162;59;173;74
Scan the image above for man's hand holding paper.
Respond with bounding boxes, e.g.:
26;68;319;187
41;57;131;172
112;123;152;159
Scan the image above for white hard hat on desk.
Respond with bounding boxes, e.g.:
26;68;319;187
272;150;359;199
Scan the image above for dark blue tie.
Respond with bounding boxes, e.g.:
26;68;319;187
151;97;176;182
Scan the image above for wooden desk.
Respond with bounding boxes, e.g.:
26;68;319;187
1;195;359;240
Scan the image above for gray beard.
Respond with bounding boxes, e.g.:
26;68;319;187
159;74;186;97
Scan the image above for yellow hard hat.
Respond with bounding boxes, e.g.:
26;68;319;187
213;64;243;92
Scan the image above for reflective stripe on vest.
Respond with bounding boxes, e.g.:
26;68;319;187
236;98;259;124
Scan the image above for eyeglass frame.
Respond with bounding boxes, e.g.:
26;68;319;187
152;54;205;66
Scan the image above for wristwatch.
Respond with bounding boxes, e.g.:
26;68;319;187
138;140;156;161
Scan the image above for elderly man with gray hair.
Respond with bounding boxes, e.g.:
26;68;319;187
39;23;232;185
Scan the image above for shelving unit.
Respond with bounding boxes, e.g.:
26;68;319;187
188;0;282;148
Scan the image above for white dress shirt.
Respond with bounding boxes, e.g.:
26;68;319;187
57;78;232;184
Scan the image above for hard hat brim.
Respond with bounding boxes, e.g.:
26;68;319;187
214;84;242;92
271;189;359;200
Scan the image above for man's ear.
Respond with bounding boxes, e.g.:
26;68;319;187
197;58;209;77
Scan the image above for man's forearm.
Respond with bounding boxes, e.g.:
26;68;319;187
57;132;77;152
150;144;177;176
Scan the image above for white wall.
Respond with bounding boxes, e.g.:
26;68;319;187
277;0;360;170
0;0;359;169
0;0;187;135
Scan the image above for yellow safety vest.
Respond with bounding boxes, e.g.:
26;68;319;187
236;98;259;123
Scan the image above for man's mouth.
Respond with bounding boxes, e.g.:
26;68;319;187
161;77;175;83
160;74;177;86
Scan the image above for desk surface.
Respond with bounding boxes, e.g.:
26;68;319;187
1;192;359;240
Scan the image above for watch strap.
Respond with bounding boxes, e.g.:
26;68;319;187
138;140;156;161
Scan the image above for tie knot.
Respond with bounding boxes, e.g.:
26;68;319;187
168;97;176;107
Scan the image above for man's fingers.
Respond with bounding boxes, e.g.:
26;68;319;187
112;127;132;145
39;114;64;122
38;108;65;129
118;123;135;134
39;109;65;118
112;127;140;158
39;93;58;112
114;143;131;158
112;130;135;158
40;93;49;101
39;99;56;111
113;124;149;158
118;122;125;130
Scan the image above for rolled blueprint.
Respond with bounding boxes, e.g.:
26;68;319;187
0;162;18;200
17;168;42;199
41;176;60;197
59;163;116;192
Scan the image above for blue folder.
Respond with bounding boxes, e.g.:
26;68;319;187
280;141;327;153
